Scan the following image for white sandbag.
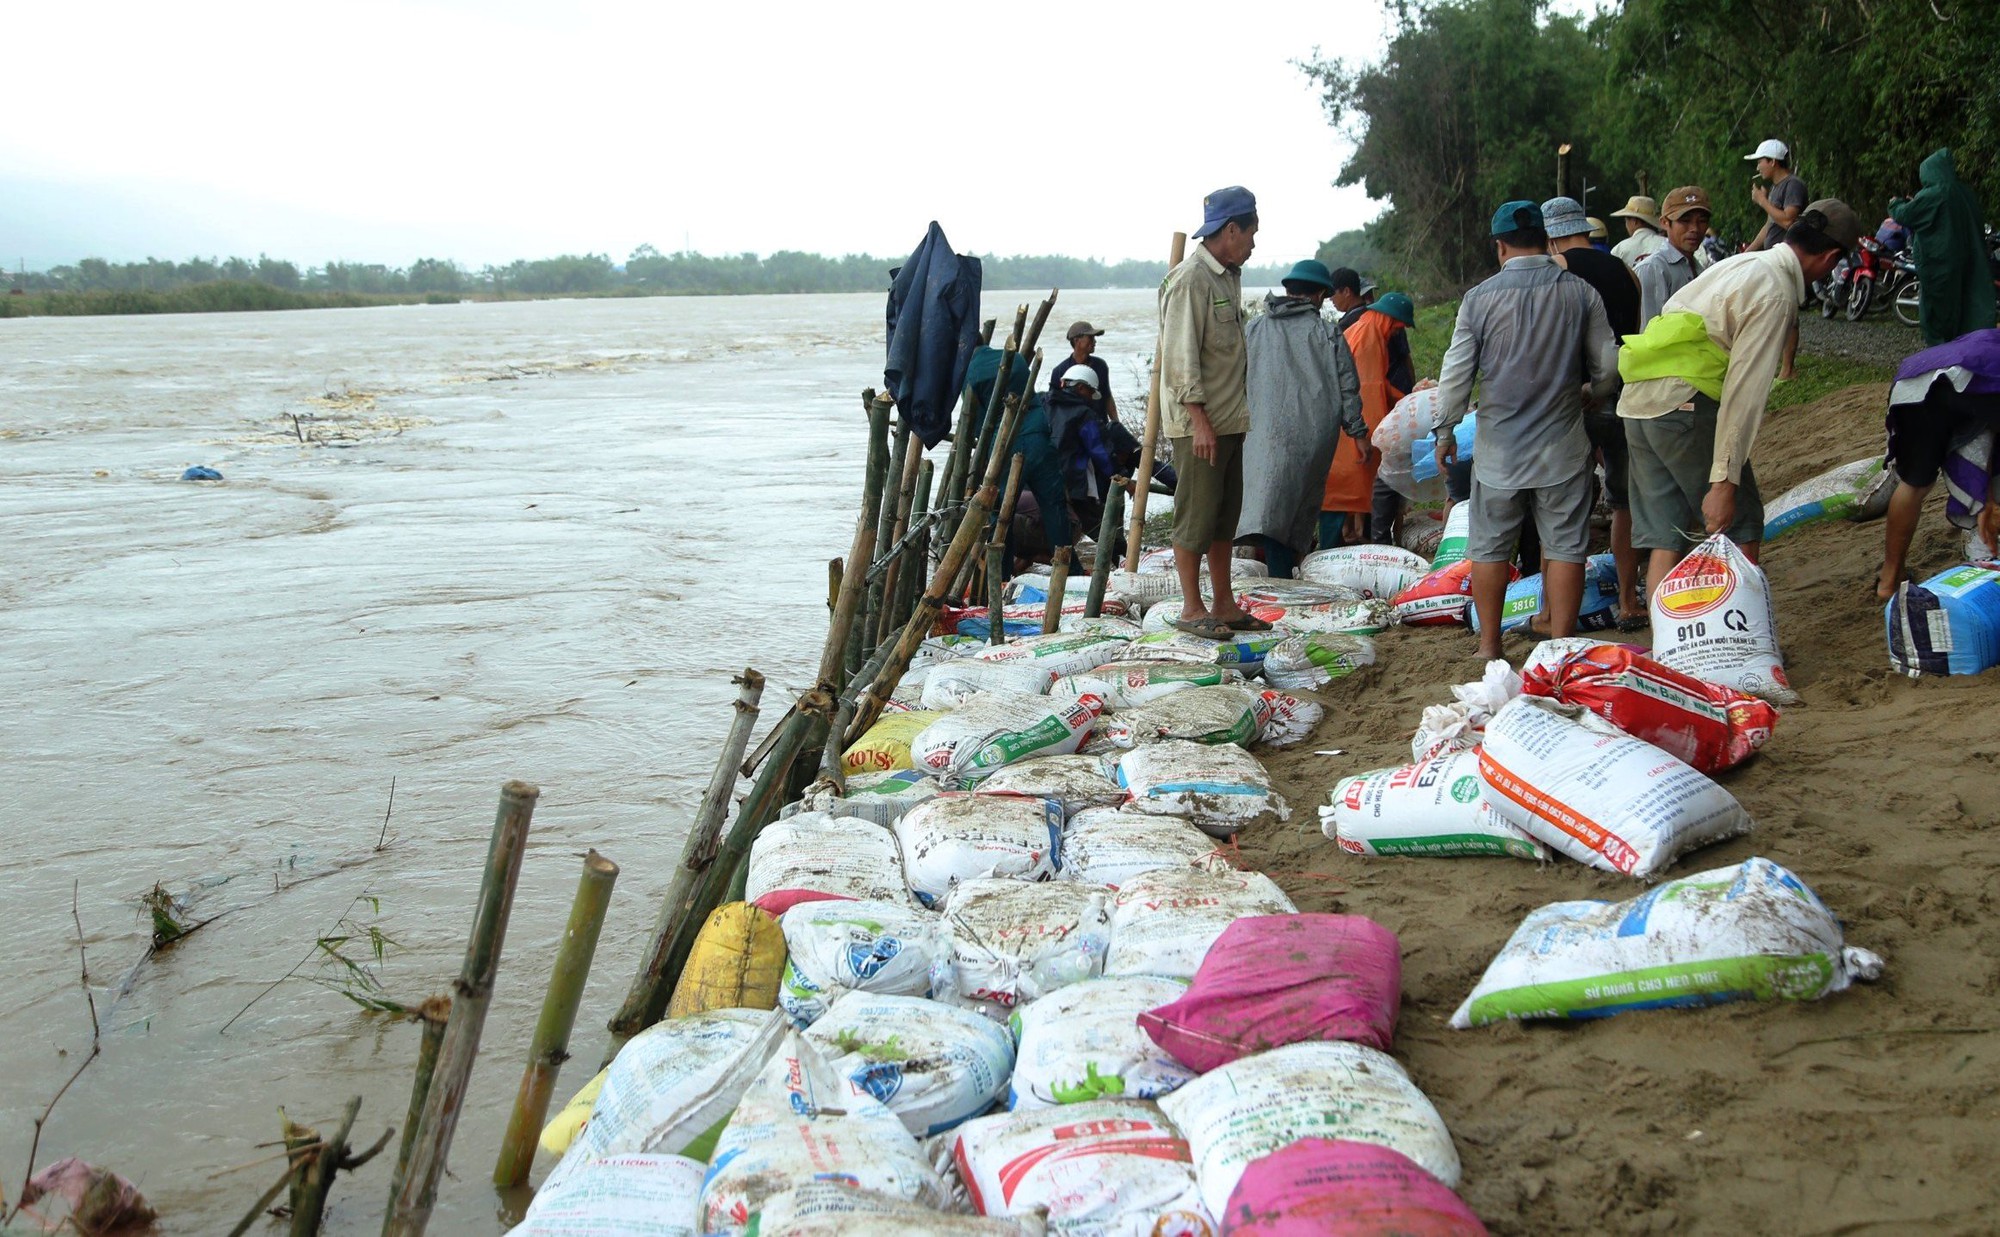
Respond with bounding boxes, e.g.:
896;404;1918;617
922;659;1062;709
910;634;990;671
1053;660;1247;710
518;1153;704;1237
1096;685;1272;750
747;1181;1046;1236
1126;628;1293;667
1298;544;1432;599
1521;636;1615;680
1409;658;1523;762
1259;633;1377;691
1267;597;1396;636
778;899;946;1025
1649;533;1799;705
701;1031;947;1234
803;992;1016;1137
565;1008;786;1163
1452;856;1884;1028
966;754;1127;813
1320;749;1547;861
1158;1041;1461;1219
1103;867;1297;981
1008;976;1196;1110
896;794;1063;906
1762;456;1895;541
1061;809;1223;888
1115;740;1289;837
1431;501;1471;569
1479;696;1752;879
789;769;945;829
1059;615;1144;641
974;629;1134;678
745;812;915;913
1136;547;1270;578
937;878;1113;1015
953;1099;1213;1236
1256;691;1323;748
1371;387;1447;504
912;692;1106;786
888;667;929;711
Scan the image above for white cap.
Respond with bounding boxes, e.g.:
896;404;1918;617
1745;138;1790;162
1062;365;1100;390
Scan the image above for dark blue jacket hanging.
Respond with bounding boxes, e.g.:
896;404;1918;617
885;222;983;448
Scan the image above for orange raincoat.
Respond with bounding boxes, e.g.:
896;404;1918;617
1324;308;1406;513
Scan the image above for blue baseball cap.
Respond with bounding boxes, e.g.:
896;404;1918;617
1194;186;1257;239
1490;199;1544;236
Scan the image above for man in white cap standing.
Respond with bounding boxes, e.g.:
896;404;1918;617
1746;138;1808;379
1610;194;1668;270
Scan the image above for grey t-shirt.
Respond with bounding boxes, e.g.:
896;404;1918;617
1762;174;1808;248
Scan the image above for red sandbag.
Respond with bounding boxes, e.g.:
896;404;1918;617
1219;1138;1487;1237
1391;561;1518;627
1520;642;1778;774
1138;914;1400;1072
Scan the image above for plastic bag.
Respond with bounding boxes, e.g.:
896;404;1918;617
922;660;1061;710
1103;867;1298;982
1259;634;1376;692
665;902;785;1018
953;1099;1214;1236
800;768;943;828
562;1008;785;1163
745;812;915;916
1371;388;1447;504
1060;808;1224;888
896;794;1063;907
1885;562;2000;678
803;991;1016;1136
1054;660;1247;710
1128;629;1293;667
1521;641;1778;773
1297;545;1431;599
1256;692;1323;749
1116;740;1289;837
778;898;946;1025
936;878;1113;1014
1466;554;1621;635
1321;751;1547;861
1217;1138;1487;1237
1008;976;1197;1110
1392;560;1477;627
1649;534;1799;705
1452;857;1884;1027
1409;660;1522;763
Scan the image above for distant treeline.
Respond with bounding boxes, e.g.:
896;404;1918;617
5;247;1304;312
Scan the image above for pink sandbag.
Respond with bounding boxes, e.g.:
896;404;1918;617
1138;914;1400;1072
1219;1138;1487;1236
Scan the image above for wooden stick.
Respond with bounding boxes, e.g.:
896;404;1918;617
826;557;841;615
494;850;620;1187
827;395;892;692
985;541;1007;647
876;432;924;648
288;1095;362;1236
1125;231;1187;570
862;421;913;659
1085;479;1128;617
960;331;1018;508
893;461;935;633
1041;547;1073;634
607;671;764;1054
385;996;449;1215
844;394;895;681
978;317;997;345
382;780;538;1237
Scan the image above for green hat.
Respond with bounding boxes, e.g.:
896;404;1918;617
1281;259;1338;292
1370;291;1415;326
1490;199;1543;236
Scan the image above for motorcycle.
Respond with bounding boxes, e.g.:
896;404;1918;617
1816;254;1852;319
1844;234;1896;321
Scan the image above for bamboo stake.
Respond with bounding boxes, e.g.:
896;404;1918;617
983;453;1024;646
1085;478;1128;617
978;317;997;345
385;996;449;1214
674;707;817;957
495;849;619;1187
382;780;538;1237
288;1095;370;1237
875;432;924;647
862;421;913;658
844;395;895;681
893;462;935;633
1126;231;1187;570
953;333;1016;509
956;348;1041;603
607;670;764;1054
827;558;841;615
1041;547;1073;634
826;395;891;692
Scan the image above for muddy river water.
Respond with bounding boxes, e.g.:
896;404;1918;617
0;287;1162;1232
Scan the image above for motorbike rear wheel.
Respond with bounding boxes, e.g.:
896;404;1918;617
1895;280;1921;327
1820;277;1845;319
1845;276;1874;322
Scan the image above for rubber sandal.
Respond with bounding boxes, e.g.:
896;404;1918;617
1616;612;1650;633
1172;616;1233;640
1221;613;1272;632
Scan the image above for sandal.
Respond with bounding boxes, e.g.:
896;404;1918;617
1172;616;1234;640
1616;612;1650;633
1220;613;1273;632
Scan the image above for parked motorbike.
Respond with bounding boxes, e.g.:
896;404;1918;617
1817;254;1852;319
1845;235;1897;321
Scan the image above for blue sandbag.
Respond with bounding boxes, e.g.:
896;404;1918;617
181;466;223;481
1411;412;1477;482
1886;563;2000;677
1470;553;1619;634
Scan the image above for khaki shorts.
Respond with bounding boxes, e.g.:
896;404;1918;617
1468;466;1594;564
1625;397;1764;552
1170;432;1245;551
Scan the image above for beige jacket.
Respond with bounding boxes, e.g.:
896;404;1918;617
1617;244;1805;484
1157;241;1249;437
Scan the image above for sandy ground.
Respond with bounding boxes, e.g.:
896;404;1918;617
1241;382;2000;1235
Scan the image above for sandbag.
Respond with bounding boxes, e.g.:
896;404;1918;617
1259;633;1376;691
777;898;945;1025
1451;856;1884;1028
1218;1138;1488;1237
564;1008;785;1163
921;660;1061;709
1521;641;1779;773
1409;659;1522;763
936;878;1113;1014
540;1066;608;1157
1103;868;1298;982
1128;629;1292;667
1762;456;1895;541
1008;976;1196;1110
911;692;1106;786
518;1153;704;1237
973;629;1134;678
842;710;948;776
1886;562;2000;678
1371;388;1447;504
953;1099;1214;1236
1060;809;1223;888
953;599;1134;642
666;902;786;1018
803;992;1016;1136
1392;560;1476;627
1054;660;1246;710
1466;554;1620;635
895;794;1063;906
746;1181;1046;1236
1321;751;1547;861
1096;685;1272;749
1136;547;1271;578
1430;501;1470;570
1397;512;1447;561
799;768;943;828
1158;1042;1462;1219
1255;692;1323;749
1520;636;1617;679
701;1031;947;1234
967;753;1127;813
1116;740;1289;837
1649;534;1798;705
745;812;914;916
910;633;989;670
1298;545;1431;599
1479;696;1752;879
1139;916;1400;1072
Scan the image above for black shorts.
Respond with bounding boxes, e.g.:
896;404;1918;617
1891;384;2000;488
1585;408;1630;509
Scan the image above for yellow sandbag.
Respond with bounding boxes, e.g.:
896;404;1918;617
665;901;786;1018
538;1064;609;1157
841;709;943;775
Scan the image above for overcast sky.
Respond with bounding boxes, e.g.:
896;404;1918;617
1;1;1425;270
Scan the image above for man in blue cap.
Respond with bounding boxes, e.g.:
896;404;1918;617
1236;258;1370;578
1433;198;1620;659
1157;185;1263;636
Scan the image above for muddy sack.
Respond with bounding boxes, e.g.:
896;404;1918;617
973;628;1134;677
1763;456;1894;541
921;660;1062;709
1451;856;1884;1027
1522;642;1779;773
1218;1138;1488;1237
1479;696;1751;879
1649;534;1798;705
895;794;1064;906
1139;916;1401;1071
1116;740;1289;836
745;812;915;916
966;753;1127;814
746;1181;1047;1236
793;768;943;828
953;1099;1215;1236
1096;685;1272;750
1322;751;1547;861
802;991;1016;1137
561;1008;785;1164
518;1153;704;1237
936;878;1113;1014
1298;545;1431;599
778;898;946;1025
1159;1041;1462;1218
1060;808;1225;888
1104;867;1298;982
1256;692;1323;749
1008;976;1197;1110
1128;629;1294;667
1259;633;1376;691
911;692;1105;786
1054;660;1247;710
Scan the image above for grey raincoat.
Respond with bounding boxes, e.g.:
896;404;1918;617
1236;293;1367;555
